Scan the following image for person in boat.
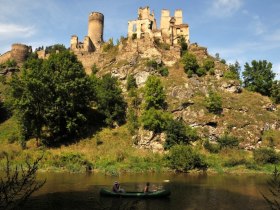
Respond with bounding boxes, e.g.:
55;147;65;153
112;181;125;193
144;182;150;193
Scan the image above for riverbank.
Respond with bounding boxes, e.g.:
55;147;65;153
0;116;277;175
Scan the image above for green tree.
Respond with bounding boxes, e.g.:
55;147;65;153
226;61;241;80
242;60;275;96
164;119;198;149
9;51;93;144
93;74;127;127
165;145;207;172
271;80;280;104
182;53;199;76
144;76;166;110
178;35;188;56
141;108;171;133
205;90;223;114
45;44;67;54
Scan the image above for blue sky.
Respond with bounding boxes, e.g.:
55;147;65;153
0;0;279;78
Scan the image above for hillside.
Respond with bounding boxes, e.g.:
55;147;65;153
0;36;280;174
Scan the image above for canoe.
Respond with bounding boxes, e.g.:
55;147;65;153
100;188;171;198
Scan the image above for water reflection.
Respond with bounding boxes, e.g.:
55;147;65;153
23;173;269;210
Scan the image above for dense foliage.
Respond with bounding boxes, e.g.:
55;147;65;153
224;61;241;80
126;74;137;91
164;119;198;149
92;74;127;127
182;52;199;77
217;134;239;148
143;76;166;110
166;145;207;172
271;80;280;104
242;60;275;96
253;147;280;164
141;108;171;133
9;51;93;144
205;90;222;114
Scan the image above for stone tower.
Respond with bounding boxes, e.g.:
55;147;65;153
88;12;104;50
11;44;31;64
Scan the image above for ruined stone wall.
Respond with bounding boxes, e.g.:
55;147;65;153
0;51;12;64
174;10;183;25
88;12;104;50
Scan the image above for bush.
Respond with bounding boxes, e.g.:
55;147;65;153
204;140;220;153
203;59;215;71
144;76;166;110
196;67;206;77
217;134;239;148
253;147;280;164
164;120;193;149
141;108;171;133
205;90;222;114
209;68;215;75
224;70;239;79
221;149;248;167
165;145;208;172
182;53;199;75
127;108;139;135
158;67;169;77
146;59;159;69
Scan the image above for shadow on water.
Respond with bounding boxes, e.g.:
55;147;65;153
22;183;268;210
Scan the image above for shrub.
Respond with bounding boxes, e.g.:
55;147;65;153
141;108;171;133
209;68;215;75
221;149;248;167
203;59;215;71
158;67;169;77
253;147;280;164
204;140;220;153
144;76;166;110
224;70;239;79
187;70;194;78
182;53;199;75
165;145;208;172
217;134;239;148
164;120;188;149
146;59;159;69
205;90;223;114
196;67;206;77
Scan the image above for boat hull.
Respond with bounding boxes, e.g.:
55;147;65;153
100;188;171;198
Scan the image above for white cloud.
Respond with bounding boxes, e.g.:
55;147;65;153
209;0;243;17
0;23;36;39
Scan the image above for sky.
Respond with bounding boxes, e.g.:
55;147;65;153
0;0;279;78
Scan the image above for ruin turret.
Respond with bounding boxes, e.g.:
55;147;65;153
88;12;104;50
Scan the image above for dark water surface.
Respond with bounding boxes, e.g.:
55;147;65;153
23;172;270;210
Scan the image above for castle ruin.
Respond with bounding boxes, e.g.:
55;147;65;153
0;43;31;66
128;7;190;46
70;12;104;53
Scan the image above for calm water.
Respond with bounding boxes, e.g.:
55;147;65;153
23;172;270;210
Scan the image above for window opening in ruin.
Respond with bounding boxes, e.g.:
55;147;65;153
149;21;153;30
133;24;137;32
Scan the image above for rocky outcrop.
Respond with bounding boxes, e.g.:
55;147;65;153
221;80;242;93
133;128;166;153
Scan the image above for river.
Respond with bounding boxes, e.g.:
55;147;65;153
23;172;270;210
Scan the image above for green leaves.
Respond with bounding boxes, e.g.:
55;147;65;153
242;60;275;96
9;51;93;144
143;76;166;110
